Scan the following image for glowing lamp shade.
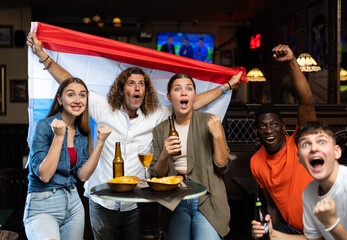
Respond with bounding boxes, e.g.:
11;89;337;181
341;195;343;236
83;17;91;24
246;68;266;82
113;17;122;27
297;53;321;72
341;68;347;81
92;15;101;23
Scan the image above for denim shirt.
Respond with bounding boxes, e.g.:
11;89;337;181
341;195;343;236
27;112;89;193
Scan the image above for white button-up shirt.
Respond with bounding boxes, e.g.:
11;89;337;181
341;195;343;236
84;91;172;211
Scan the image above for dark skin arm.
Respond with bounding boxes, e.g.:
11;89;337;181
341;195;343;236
262;188;281;224
272;44;317;126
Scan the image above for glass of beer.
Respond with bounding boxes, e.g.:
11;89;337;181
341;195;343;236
138;145;153;180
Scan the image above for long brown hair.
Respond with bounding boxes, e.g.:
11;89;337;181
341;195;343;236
167;73;196;93
47;77;93;155
107;67;160;115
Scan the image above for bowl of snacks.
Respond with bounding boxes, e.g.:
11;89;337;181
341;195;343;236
146;176;184;191
108;176;141;192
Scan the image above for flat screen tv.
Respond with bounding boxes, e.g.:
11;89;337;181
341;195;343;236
157;32;215;63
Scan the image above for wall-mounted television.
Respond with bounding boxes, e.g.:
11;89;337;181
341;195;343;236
157;32;215;63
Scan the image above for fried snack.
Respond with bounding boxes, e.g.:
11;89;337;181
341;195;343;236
109;176;139;184
148;176;181;184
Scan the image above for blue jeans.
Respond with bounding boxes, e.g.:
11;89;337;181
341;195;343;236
168;197;221;240
89;199;139;240
23;187;84;240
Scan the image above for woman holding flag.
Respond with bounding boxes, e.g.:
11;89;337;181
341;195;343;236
27;31;244;240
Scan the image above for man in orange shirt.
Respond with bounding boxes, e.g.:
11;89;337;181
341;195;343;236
251;44;316;239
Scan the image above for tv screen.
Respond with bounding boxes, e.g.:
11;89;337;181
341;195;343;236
157;32;215;63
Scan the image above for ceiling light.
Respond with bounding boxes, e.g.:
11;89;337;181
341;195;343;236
297;53;321;72
97;22;104;27
246;68;266;82
93;15;101;23
113;17;122;27
341;68;347;81
83;17;91;24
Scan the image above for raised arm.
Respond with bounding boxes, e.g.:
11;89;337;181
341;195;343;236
39;119;66;183
78;125;111;182
207;114;229;167
193;71;243;110
27;32;72;84
272;44;316;125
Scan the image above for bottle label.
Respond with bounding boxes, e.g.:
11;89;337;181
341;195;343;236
262;222;269;234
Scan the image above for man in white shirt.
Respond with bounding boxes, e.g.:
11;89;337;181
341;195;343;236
27;32;243;240
295;121;347;240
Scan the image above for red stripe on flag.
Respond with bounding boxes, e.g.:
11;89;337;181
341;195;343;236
34;22;247;84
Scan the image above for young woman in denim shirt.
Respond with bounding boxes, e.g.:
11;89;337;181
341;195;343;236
23;77;111;240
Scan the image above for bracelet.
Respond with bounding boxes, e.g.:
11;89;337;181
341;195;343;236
220;85;227;94
43;59;52;70
227;82;232;90
325;218;340;232
39;55;50;64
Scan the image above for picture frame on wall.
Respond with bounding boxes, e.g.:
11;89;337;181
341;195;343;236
220;49;233;67
0;65;6;115
0;25;13;48
308;0;329;104
10;80;28;103
308;0;328;70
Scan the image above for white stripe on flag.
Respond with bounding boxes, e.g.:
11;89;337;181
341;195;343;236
28;22;246;138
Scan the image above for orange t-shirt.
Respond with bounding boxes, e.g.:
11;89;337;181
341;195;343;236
250;127;313;231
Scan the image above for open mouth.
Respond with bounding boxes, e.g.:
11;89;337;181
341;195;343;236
180;100;188;108
310;157;324;170
133;94;140;100
265;136;276;144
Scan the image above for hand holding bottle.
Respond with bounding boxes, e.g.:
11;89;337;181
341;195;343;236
251;214;272;240
162;136;181;158
168;116;181;156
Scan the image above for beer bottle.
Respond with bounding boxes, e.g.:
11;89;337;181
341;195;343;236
113;142;124;178
168;116;181;156
255;197;270;240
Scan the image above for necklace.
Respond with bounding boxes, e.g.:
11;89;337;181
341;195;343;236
129;112;138;119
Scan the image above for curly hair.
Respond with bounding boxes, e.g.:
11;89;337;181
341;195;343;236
107;67;160;115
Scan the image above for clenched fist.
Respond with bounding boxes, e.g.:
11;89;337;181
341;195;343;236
51;119;66;137
207;115;223;138
97;125;112;143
